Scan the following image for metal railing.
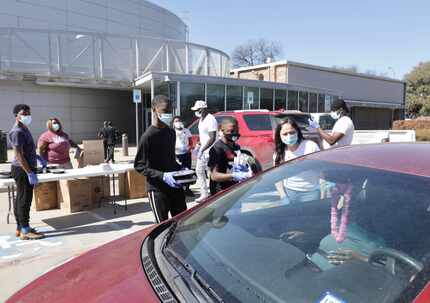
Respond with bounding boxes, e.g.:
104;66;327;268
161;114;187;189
0;27;231;82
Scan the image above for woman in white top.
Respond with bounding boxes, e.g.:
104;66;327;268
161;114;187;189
273;118;320;203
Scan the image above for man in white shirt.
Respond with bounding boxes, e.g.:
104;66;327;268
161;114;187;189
309;99;355;149
191;100;218;202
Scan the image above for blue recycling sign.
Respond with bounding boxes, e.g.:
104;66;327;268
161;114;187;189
133;89;142;104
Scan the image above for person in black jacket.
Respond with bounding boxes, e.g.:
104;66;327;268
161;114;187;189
134;95;186;223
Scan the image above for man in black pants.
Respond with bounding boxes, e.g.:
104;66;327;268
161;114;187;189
97;121;108;160
8;104;44;240
134;95;187;223
105;121;119;163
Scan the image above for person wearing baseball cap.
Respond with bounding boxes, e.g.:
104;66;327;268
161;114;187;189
191;100;218;202
308;98;355;149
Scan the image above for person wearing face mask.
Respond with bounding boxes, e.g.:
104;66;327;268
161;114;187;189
38;118;80;169
208;117;252;196
8;104;45;240
309;99;355;149
134;95;186;223
173;116;194;197
190;100;218;202
273;118;320;203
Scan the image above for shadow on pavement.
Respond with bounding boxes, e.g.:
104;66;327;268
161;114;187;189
40;220;153;238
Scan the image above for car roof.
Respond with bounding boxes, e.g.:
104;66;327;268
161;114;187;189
306;143;430;177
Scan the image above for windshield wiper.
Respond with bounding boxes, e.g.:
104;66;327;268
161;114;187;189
163;221;178;248
164;247;224;303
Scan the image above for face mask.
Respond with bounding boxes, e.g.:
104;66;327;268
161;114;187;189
330;111;341;120
158;113;173;126
195;111;202;118
52;123;60;132
225;133;240;142
19;115;32;126
174;121;184;129
281;133;298;145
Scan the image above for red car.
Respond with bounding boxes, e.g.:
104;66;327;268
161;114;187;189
188;110;319;170
7;143;430;303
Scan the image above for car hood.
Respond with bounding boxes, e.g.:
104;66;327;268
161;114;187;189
7;227;159;303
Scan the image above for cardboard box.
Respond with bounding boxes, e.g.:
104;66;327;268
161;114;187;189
119;170;147;199
88;176;110;206
82;140;104;166
57;179;92;213
33;182;58;211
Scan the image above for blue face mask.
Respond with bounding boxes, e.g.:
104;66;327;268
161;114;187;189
19;115;32;126
158;113;173;126
281;133;298;145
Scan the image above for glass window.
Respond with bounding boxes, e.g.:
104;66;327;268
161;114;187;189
180;82;205;125
207;84;225;113
226;86;243;111
167;158;430;303
275;89;286;111
154;81;178;113
318;94;325;112
244;87;259;110
287;90;298;110
260;88;274;110
243;114;273;130
309;93;317;113
299;91;309;112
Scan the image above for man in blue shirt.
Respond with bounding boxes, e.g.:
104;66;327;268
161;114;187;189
9;104;45;240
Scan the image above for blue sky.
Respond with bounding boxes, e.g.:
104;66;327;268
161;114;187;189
156;0;430;79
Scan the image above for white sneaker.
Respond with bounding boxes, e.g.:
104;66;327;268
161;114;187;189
195;195;208;203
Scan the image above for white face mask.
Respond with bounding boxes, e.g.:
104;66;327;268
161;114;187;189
330;111;341;120
19;115;32;126
195;111;202;118
174;121;184;129
157;113;173;126
52;123;60;132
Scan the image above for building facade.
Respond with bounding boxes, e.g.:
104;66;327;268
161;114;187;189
0;0;229;142
231;61;406;130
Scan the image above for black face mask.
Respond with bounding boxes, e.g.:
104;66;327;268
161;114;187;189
224;133;240;142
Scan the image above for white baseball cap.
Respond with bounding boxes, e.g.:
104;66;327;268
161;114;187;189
191;100;207;111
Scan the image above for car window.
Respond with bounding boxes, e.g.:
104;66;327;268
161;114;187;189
215;115;234;126
188;121;199;135
243;114;273;131
275;114;310;129
167;159;430;303
319;115;336;130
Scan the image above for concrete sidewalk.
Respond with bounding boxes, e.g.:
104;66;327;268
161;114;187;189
0;146;199;301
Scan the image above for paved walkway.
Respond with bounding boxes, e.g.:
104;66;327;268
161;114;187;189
0;146;198;301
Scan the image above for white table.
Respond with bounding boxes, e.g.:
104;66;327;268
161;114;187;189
0;163;135;224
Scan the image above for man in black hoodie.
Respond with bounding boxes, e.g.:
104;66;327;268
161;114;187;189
134;95;186;223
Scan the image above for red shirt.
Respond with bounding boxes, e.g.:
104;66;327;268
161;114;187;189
38;131;71;164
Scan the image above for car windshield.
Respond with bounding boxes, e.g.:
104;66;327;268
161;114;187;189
166;158;430;303
275;114;310;130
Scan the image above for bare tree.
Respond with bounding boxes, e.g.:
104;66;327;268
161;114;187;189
232;39;283;68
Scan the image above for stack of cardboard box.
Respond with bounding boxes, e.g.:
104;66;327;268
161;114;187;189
57;176;110;213
33;182;58;211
